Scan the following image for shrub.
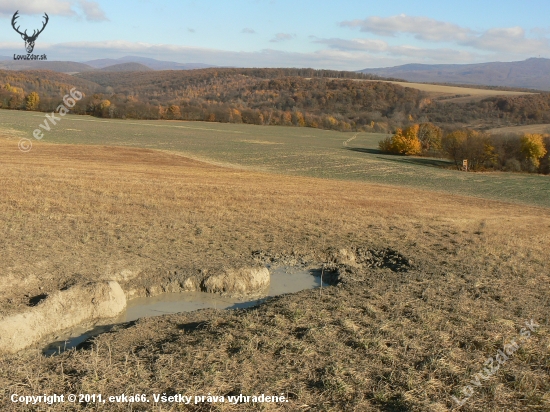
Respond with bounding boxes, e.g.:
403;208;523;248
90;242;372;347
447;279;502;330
504;158;521;172
441;130;467;169
25;92;40;111
378;125;422;155
441;130;498;171
520;133;547;169
417;123;442;152
379;136;393;152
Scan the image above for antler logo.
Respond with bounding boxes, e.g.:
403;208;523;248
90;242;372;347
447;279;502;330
11;10;49;54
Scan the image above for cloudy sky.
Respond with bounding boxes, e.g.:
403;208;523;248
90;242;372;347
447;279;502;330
0;0;549;69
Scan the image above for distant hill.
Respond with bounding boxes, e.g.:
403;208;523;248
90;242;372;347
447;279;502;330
84;58;123;68
360;58;550;91
0;56;214;73
85;56;215;71
100;62;153;72
0;61;94;73
0;69;102;96
2;68;550;134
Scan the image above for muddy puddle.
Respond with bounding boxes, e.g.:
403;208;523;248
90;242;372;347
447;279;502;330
43;266;325;355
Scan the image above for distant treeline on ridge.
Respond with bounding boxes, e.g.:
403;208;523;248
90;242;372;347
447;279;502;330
2;68;550;134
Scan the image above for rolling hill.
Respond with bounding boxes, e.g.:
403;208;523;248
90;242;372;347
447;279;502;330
360;58;550;91
84;56;216;70
0;57;214;73
100;62;153;72
1;67;549;133
0;60;95;73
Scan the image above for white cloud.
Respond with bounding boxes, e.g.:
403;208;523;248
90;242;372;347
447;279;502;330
340;14;550;56
270;33;295;43
464;27;549;54
388;45;480;62
0;0;73;16
313;37;389;52
0;0;107;21
0;40;494;70
242;28;256;34
340;14;472;42
531;27;550;37
313;37;482;63
78;0;107;22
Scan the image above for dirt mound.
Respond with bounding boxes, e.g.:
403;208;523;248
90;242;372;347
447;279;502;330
202;267;270;295
0;281;126;354
326;247;411;271
321;247;413;285
127;266;271;299
354;247;412;272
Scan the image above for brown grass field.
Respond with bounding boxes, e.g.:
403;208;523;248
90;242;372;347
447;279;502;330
487;124;550;135
0;138;548;411
363;80;536;103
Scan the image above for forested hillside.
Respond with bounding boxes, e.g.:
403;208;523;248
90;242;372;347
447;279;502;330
74;69;423;131
2;68;550;133
422;94;550;127
0;70;99;113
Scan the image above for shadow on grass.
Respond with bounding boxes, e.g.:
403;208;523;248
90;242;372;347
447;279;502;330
346;147;383;155
43;320;138;356
379;156;453;169
346;147;452;169
178;321;208;333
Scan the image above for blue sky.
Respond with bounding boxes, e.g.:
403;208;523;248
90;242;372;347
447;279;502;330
0;0;549;69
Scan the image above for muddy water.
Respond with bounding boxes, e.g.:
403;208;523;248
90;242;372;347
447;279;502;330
43;266;325;355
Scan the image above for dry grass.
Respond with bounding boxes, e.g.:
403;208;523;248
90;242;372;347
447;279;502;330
487;124;550;135
0;138;548;411
3;110;550;207
365;80;535;101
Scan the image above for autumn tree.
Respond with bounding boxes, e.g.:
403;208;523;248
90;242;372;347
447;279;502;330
441;130;467;169
292;111;305;127
379;125;422;155
417;122;442;152
230;108;242;123
4;83;23;94
442;130;497;170
25;92;40;111
166;105;181;120
521;133;547;170
464;131;498;170
282;111;292;125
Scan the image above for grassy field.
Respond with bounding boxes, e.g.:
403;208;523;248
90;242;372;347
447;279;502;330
362;80;536;103
0;138;548;411
2;110;549;208
487;124;550;135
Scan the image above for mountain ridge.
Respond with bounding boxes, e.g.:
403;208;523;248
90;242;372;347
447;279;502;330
84;56;216;70
0;56;216;73
360;58;550;91
99;62;153;72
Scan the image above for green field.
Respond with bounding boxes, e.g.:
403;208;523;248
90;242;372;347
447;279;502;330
1;109;549;207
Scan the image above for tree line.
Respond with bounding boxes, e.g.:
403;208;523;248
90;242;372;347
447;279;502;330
379;123;549;174
3;68;550;135
1;69;423;132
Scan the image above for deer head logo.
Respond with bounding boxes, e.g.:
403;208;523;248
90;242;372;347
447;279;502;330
11;11;49;54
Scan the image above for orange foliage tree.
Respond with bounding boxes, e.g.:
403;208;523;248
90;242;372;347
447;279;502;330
379;124;422;155
521;133;547;169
